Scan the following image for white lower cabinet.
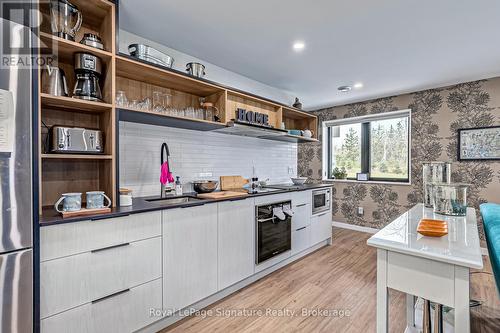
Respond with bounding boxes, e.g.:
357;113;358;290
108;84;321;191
217;198;255;290
292;225;311;255
41;237;162;319
41;278;162;333
163;204;218;312
310;211;332;245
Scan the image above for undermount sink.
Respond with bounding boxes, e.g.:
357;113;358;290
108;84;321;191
146;196;202;206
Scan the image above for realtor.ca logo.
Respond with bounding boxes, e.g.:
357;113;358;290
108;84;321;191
1;1;56;69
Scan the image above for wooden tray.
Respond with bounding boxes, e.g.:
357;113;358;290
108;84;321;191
61;207;112;218
417;218;448;237
197;191;249;200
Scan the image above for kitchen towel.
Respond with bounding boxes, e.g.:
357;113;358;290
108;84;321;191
160;161;174;185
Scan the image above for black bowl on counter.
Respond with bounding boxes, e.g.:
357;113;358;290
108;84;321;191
192;180;219;193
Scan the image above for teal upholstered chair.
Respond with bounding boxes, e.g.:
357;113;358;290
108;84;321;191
480;203;500;296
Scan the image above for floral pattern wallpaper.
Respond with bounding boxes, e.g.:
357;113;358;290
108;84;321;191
298;79;500;239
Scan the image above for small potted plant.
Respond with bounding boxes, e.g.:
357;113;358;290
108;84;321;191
332;167;347;180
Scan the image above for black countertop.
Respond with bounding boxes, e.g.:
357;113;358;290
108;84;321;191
39;183;332;227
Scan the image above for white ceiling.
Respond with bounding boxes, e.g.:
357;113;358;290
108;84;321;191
119;0;500;110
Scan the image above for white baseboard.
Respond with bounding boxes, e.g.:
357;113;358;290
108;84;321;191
332;221;490;257
332;221;379;234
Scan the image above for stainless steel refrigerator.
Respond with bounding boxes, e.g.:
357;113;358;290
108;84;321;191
0;16;33;333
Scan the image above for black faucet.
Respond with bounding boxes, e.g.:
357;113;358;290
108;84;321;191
161;142;172;198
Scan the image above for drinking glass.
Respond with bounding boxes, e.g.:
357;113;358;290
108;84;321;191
153;91;164;112
115;91;128;107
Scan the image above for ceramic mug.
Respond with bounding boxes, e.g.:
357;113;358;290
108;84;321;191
54;193;82;213
86;191;111;209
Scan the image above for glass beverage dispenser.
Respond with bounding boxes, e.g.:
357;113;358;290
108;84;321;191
422;162;451;207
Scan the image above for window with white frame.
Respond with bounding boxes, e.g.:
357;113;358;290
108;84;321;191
323;110;411;182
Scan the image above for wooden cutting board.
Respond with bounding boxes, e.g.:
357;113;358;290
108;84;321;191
220;176;249;190
197;191;249;200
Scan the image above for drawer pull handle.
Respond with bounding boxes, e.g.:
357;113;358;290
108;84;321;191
91;288;130;304
91;213;130;221
295;203;307;207
296;226;307;231
91;242;130;253
317;213;329;217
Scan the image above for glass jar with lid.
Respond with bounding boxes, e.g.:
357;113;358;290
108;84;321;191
432;183;469;216
422;162;451;207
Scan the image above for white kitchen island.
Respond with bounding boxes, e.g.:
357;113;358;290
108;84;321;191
367;204;483;333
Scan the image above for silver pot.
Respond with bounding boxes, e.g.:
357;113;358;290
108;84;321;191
186;62;206;78
192;180;218;193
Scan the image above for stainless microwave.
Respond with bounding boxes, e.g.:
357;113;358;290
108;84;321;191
312;188;331;215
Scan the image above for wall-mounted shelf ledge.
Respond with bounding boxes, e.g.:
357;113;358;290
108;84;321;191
118;108;226;131
266;134;319;143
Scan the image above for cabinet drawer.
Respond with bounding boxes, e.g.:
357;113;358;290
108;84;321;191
310;212;332;245
292;190;311;207
41;278;162;333
292;224;311;256
41;237;162;319
41;211;162;261
292;203;311;230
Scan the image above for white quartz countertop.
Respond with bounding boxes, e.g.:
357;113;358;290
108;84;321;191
367;204;483;269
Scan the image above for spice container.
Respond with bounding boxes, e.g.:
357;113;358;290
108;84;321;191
422;162;451;207
119;188;133;207
432;183;469;216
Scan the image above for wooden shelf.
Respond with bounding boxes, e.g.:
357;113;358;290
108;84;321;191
39;32;113;63
41;93;113;112
282;106;316;120
282;106;318;139
227;90;281;109
41;154;113;160
116;55;224;97
118;107;226;132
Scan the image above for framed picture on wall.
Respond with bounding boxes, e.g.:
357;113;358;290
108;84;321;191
458;126;500;161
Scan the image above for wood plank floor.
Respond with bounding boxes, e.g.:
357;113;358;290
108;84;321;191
161;229;500;333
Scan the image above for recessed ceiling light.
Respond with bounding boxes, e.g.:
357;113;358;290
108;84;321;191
293;41;305;51
353;82;364;89
338;85;352;92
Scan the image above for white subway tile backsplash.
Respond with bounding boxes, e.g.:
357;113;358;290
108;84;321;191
119;122;297;197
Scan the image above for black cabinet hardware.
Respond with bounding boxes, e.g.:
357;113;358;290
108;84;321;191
91;288;130;304
91;212;130;221
91;242;130;253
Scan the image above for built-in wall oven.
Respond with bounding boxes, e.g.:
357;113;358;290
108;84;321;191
256;200;293;264
312;188;331;215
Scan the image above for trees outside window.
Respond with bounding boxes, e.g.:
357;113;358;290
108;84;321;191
326;111;410;182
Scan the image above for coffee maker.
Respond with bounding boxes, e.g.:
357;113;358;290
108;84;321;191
50;0;82;41
72;53;103;102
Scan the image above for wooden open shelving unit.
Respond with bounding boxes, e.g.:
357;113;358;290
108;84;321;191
37;0;116;211
37;0;317;214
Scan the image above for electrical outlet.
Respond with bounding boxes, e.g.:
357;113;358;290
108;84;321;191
357;207;364;216
288;166;294;175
